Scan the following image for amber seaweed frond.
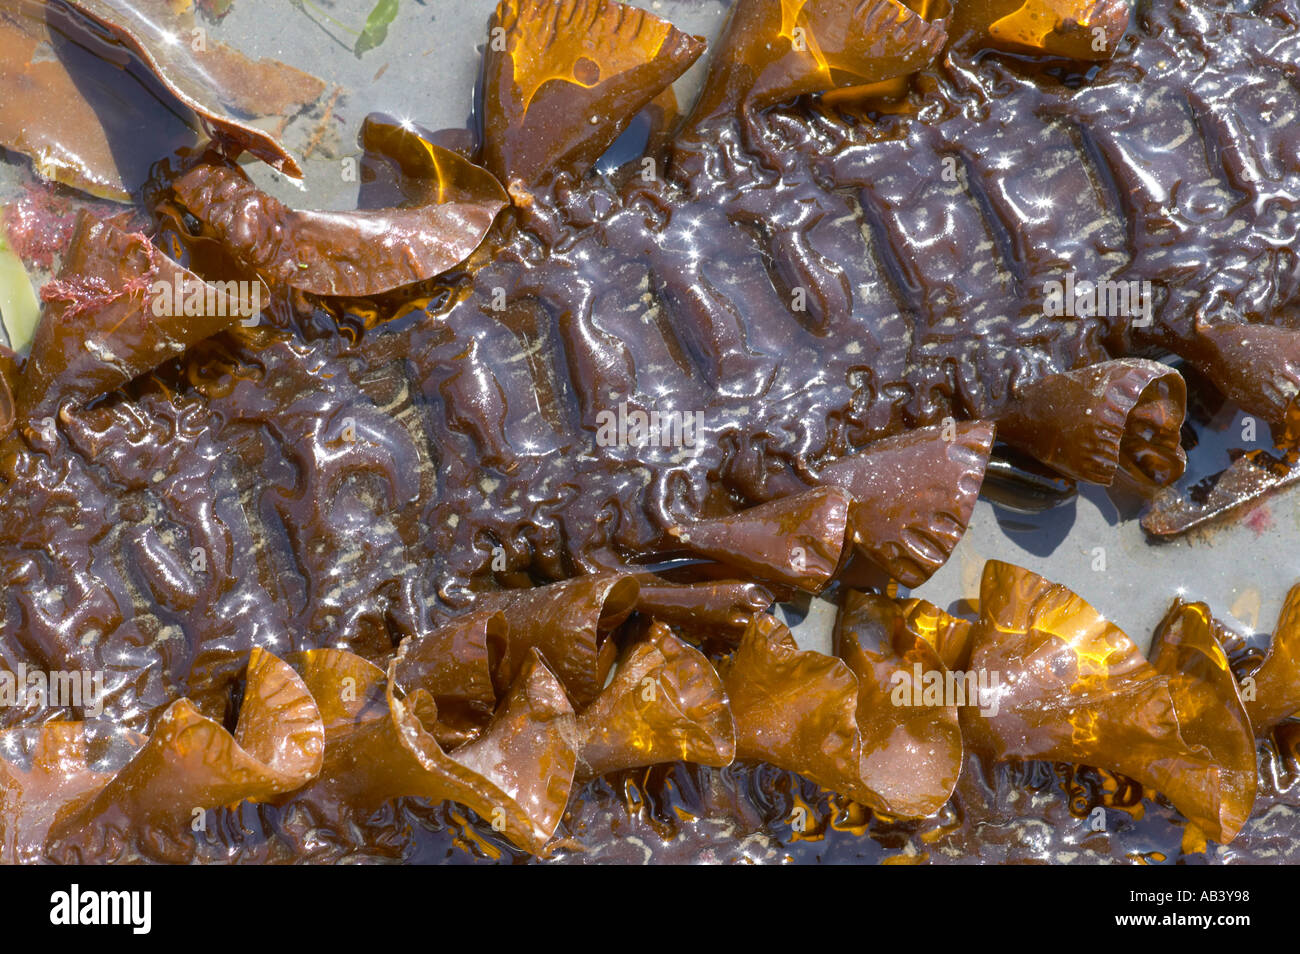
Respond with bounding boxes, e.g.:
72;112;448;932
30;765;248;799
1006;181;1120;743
0;0;322;199
688;0;949;125
482;0;705;192
950;0;1130;61
964;561;1256;843
665;486;852;591
45;649;324;863
574;622;735;778
815;420;994;587
169;116;508;298
16;211;257;422
720;610;962;818
1223;584;1300;734
992;359;1187;489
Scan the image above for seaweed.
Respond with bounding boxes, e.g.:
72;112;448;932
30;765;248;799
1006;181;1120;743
1;0;1299;861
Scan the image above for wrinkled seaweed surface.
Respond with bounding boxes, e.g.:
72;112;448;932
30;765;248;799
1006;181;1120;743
2;0;1300;861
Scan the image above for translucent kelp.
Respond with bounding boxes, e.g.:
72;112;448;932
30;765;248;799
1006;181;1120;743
0;0;323;199
169;117;509;297
0;0;1299;865
963;562;1256;843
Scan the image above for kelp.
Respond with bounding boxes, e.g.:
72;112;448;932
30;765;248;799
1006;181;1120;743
1;0;1299;865
292;617;734;850
1164;585;1300;736
170;116;508;297
835;592;964;816
472;574;638;708
689;0;949;123
390;610;505;744
0;564;1292;858
63;0;324;168
1243;586;1300;733
891;595;977;673
950;0;1130;60
0;0;322;200
1189;319;1300;426
46;648;324;863
292;645;577;855
665;486;851;591
1147;599;1257;842
991;359;1187;487
633;581;774;637
963;561;1256;843
0;722;123;864
482;0;705;190
573;622;734;778
719;610;960;818
1142;447;1300;537
15;210;255;421
814;421;994;587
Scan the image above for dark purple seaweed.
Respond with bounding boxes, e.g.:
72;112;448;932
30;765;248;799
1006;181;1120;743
2;0;1300;862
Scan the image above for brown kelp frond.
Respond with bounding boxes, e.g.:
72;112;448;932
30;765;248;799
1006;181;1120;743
16;211;256;421
720;610;960;817
483;0;705;191
170;118;507;298
46;649;324;862
815;420;994;587
666;486;851;591
0;0;322;199
950;0;1130;61
993;359;1187;488
574;622;735;778
690;0;948;124
964;561;1256;843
